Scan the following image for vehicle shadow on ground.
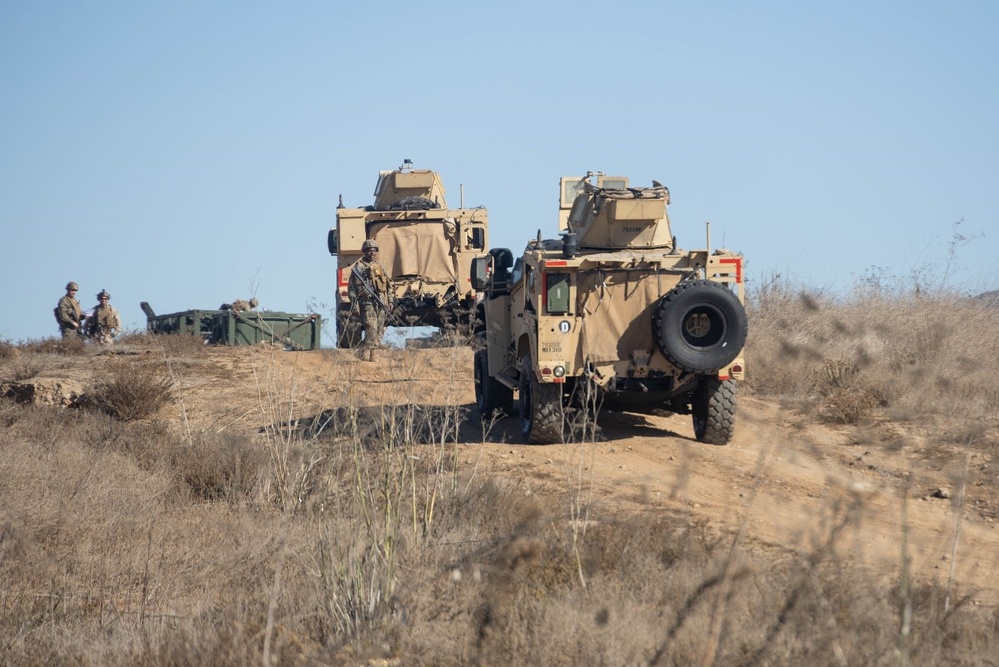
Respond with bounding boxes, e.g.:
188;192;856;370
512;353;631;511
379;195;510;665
276;403;504;448
597;411;687;441
280;404;689;448
460;406;691;446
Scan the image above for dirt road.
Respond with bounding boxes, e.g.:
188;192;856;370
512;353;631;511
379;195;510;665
115;343;999;606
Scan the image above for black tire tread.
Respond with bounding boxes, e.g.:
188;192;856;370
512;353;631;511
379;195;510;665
693;378;737;445
519;356;563;444
653;280;747;373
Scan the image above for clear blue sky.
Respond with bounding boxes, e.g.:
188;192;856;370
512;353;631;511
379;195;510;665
2;1;996;343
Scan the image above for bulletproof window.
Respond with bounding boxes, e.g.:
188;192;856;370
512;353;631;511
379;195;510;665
599;177;628;190
545;273;571;315
510;257;525;285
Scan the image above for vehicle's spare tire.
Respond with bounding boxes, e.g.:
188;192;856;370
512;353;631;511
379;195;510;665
652;279;747;373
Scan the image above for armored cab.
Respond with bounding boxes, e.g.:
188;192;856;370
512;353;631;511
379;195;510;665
327;160;489;346
472;172;747;444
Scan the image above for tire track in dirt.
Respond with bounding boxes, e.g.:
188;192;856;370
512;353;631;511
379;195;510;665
468;394;999;606
161;346;999;605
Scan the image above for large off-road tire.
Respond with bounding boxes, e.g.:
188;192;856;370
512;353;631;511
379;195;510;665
518;355;563;444
475;348;514;419
692;377;737;445
653;280;748;373
336;309;363;349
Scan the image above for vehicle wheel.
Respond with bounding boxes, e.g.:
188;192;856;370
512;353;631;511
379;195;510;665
475;348;514;418
336;309;362;349
692;377;737;445
518;355;563;444
653;280;748;372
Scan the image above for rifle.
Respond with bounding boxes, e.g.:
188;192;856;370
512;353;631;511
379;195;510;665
350;263;397;321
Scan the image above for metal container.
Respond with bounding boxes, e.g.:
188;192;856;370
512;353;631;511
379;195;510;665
142;302;321;350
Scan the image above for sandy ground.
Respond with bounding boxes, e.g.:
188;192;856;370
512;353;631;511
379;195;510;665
22;342;999;606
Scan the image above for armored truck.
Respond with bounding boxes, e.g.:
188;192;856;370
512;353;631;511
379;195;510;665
472;172;747;444
327;161;489;346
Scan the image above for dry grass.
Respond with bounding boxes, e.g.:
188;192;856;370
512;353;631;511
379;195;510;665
16;335;89;355
746;274;999;441
2;276;999;665
86;359;175;421
2;355;45;382
139;330;210;356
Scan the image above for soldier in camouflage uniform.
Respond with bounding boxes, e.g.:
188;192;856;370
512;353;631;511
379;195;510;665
220;297;259;312
55;281;86;338
86;289;121;345
348;239;392;361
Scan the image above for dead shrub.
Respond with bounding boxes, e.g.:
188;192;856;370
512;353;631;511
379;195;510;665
77;419;266;503
97;330;208;358
810;358;886;425
165;432;267;502
434;324;477;348
19;336;88;356
113;329;147;346
302;404;467;448
0;340;15;360
87;360;174;421
4;356;44;382
151;331;210;356
746;276;999;433
820;386;882;425
744;285;831;398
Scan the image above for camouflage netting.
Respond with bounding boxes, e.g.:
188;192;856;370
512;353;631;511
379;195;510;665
591;184;670;202
367;196;441;212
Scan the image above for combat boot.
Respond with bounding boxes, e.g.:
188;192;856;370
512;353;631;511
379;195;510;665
368;348;379;363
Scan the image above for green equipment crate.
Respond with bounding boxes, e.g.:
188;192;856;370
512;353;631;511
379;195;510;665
214;311;322;350
142;303;321;350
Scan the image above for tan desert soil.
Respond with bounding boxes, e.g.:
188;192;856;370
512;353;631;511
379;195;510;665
17;342;999;605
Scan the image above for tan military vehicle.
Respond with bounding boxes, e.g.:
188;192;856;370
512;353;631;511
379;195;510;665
327;160;489;346
472;172;747;444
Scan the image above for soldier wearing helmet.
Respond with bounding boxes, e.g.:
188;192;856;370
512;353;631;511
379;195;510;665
55;281;86;338
348;238;393;361
86;289;121;345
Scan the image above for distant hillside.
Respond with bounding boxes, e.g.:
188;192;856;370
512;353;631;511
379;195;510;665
976;289;999;306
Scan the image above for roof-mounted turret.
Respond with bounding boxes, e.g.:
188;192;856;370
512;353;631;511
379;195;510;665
559;173;673;251
372;159;448;210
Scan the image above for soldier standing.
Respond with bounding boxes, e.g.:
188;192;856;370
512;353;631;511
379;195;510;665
86;290;121;345
348;239;392;361
55;281;86;337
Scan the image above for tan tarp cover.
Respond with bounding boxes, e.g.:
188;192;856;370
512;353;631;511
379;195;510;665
577;270;665;363
370;221;457;284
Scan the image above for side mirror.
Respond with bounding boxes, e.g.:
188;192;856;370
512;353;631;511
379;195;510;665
470;256;491;292
470;227;485;250
327;229;338;255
